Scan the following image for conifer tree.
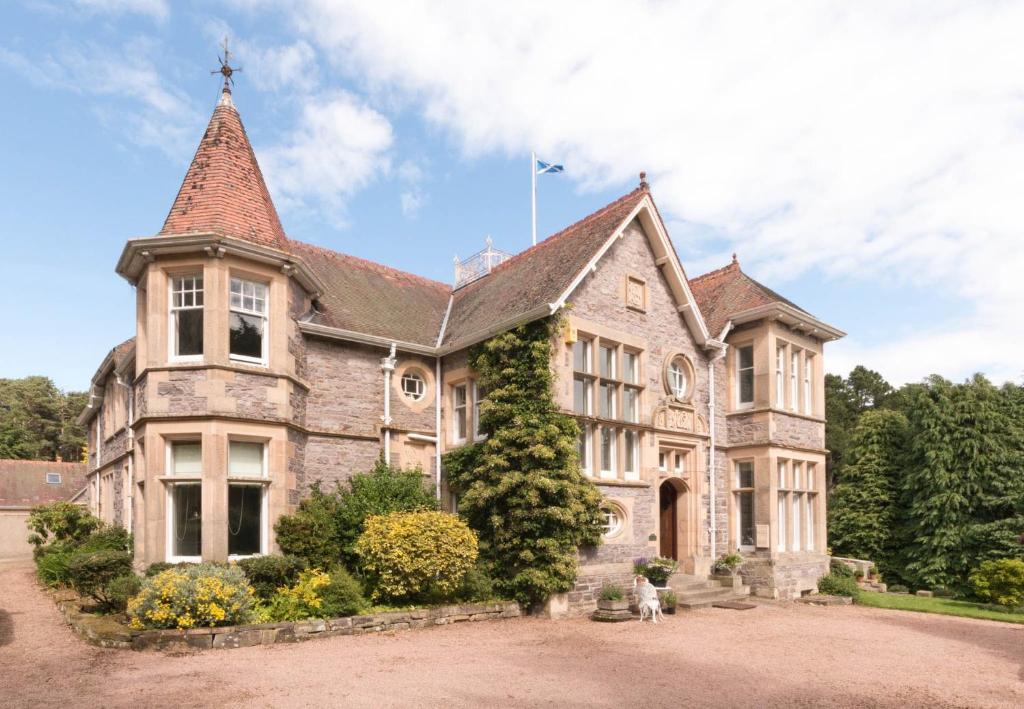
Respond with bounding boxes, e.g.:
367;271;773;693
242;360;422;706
827;409;907;574
443;317;604;607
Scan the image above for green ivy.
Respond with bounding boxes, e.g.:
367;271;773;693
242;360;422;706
443;316;604;608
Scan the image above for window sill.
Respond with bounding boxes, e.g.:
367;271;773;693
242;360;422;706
167;555;201;564
228;476;271;485
157;475;201;483
229;355;269;368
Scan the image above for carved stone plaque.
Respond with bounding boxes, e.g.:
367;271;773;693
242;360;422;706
626;276;645;310
653;405;694;432
756;524;770;549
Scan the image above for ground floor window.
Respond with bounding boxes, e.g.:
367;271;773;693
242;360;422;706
791;493;803;551
623;430;639;480
599;426;616;478
806;493;816;551
228;484;264;557
777;492;787;551
735;461;755;549
577;424;592;474
170;483;201;559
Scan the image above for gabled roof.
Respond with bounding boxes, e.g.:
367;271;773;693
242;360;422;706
159;89;286;249
289;240;451;348
689;256;843;340
78;337;135;425
441;188;649;348
0;460;88;509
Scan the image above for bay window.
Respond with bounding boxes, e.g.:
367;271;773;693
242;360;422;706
790;350;798;411
735;461;755;550
776;345;785;408
168;441;202;561
229;277;268;364
170;274;204;359
803;355;813;414
452;384;468;442
737;345;754;406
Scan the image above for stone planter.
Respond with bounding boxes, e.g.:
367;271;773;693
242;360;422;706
596;598;630;612
711;573;744;589
592;597;632;622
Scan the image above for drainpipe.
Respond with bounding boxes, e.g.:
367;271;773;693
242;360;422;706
434;356;443;501
708;345;728;562
380;343;397;465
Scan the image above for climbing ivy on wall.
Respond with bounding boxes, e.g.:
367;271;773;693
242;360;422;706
443;315;604;608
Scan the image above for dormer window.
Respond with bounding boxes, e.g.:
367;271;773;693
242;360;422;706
229;278;268;364
170;274;204;359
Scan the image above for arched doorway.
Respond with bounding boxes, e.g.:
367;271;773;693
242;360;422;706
659;479;688;561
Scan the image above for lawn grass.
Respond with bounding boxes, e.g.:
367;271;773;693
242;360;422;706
857;591;1024;625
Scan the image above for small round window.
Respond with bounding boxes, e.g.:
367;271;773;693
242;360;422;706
401;371;426;401
669;359;688;398
601;504;624;538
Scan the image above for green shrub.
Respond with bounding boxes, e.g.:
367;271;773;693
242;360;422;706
105;574;142;613
128;563;255;629
319;568;368;617
454;562;496;602
888;584;909;593
829;561;856;578
263;569;332;621
712;552;744;575
598;584;623;601
634;557;678;586
78;526;132;554
969;559;1024;608
333;459;438;564
817;572;861;598
144;562;175;577
35;546;76;587
355;510;478;603
274;484;342;569
27;501;102;552
66;549;134;610
237;555;307;600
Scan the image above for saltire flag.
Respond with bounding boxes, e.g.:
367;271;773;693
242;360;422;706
536;159;564;174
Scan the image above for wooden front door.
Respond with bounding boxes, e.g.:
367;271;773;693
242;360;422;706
659;481;678;560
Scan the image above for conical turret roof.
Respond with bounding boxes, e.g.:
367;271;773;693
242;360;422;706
159;88;286;249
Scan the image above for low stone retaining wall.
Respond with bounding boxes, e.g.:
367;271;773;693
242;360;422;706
51;591;520;651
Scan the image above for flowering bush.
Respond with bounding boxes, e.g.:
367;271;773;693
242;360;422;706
633;556;678;587
355;510;478;602
127;563;255;629
263;569;332;621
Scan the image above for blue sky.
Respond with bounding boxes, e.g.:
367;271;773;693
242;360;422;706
1;1;1021;392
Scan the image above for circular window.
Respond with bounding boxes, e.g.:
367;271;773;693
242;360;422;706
663;354;694;402
601;503;625;539
400;371;426;401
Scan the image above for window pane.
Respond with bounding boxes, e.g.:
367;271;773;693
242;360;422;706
623;352;637;384
600;427;615;471
230;312;264;359
402;372;425;400
739;345;753;369
739;369;754;404
573;340;590;372
778;493;787;551
739;491;754;547
599;346;614;378
623;388;637;422
175;309;204;356
624;431;637;473
577;427;590;471
599;383;615;418
228;485;262;556
806;495;815;550
172;442;202;475
737;461;754;489
573;377;589;414
230;441;264;477
659;452;666;471
172;484;201;557
454;385;467;440
792;494;802;551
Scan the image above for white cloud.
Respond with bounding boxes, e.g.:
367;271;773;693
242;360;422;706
258;91;394;225
277;0;1024;384
0;38;202;158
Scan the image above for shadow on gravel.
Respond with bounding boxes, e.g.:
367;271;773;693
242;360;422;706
0;608;14;646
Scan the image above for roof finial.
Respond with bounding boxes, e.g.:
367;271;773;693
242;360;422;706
639;171;648;189
731;252;738;265
212;36;242;95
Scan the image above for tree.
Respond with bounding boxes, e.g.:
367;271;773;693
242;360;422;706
825;366;894;487
827;409;907;576
444;317;604;607
0;376;88;461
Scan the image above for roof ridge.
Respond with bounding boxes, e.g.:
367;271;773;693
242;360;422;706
690;259;741;283
475;186;646;283
286;238;451;293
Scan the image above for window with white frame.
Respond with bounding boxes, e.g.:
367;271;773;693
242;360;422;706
471;380;483;440
803;355;813;414
572;339;593;415
599;345;616;379
668;357;688;399
46;472;61;485
168;441;202;561
573;376;591;415
793;461;803;491
622;351;638;384
452;384;468;442
776;345;785;408
806;494;815;551
573;339;591;374
807;463;816;491
735;461;755;549
599;426;616;478
674;452;685;474
601;504;624;538
229;277;268;363
599;382;616;418
228;441;266;557
658;451;667;472
624;430;639;480
170;274;204;359
737;345;754;406
401;371;426;401
623;387;638;423
577;424;592;474
790;350;799;411
791;492;802;551
777;459;787;489
777;458;788;551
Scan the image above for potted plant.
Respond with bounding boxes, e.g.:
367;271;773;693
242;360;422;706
633;557;678;588
596;584;629;612
713;552;744;577
868;565;880;581
660;590;678;615
854;568;865;582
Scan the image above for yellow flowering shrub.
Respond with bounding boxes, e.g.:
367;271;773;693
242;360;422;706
264;569;331;621
127;563;255;630
355;510;478;602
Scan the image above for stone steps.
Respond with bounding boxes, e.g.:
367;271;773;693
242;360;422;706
666;572;751;610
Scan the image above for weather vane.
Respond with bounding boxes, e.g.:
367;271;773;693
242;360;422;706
212;36;242;91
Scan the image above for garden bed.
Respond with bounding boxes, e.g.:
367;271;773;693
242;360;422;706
50;587;521;651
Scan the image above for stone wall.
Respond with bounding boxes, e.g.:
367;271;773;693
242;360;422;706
727;412;769;446
563;569;638;616
579;482;655;566
738;553;830;599
303;435;382;493
772;413;824;450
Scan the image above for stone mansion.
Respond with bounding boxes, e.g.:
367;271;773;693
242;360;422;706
79;83;844;601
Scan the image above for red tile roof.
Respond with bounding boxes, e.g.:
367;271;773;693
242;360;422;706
289;239;452;347
159;89;286;249
442;187;647;348
0;460;88;508
689;256;812;337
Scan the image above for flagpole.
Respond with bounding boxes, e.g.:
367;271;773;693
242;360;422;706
531;150;537;246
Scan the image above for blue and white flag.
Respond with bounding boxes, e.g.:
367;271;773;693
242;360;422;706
536;159;564;174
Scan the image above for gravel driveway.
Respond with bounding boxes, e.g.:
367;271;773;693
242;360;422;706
1;559;1021;708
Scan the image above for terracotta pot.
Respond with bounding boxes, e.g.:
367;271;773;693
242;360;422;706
663;606;677;615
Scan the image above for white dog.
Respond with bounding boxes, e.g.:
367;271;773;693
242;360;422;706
634;575;664;623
